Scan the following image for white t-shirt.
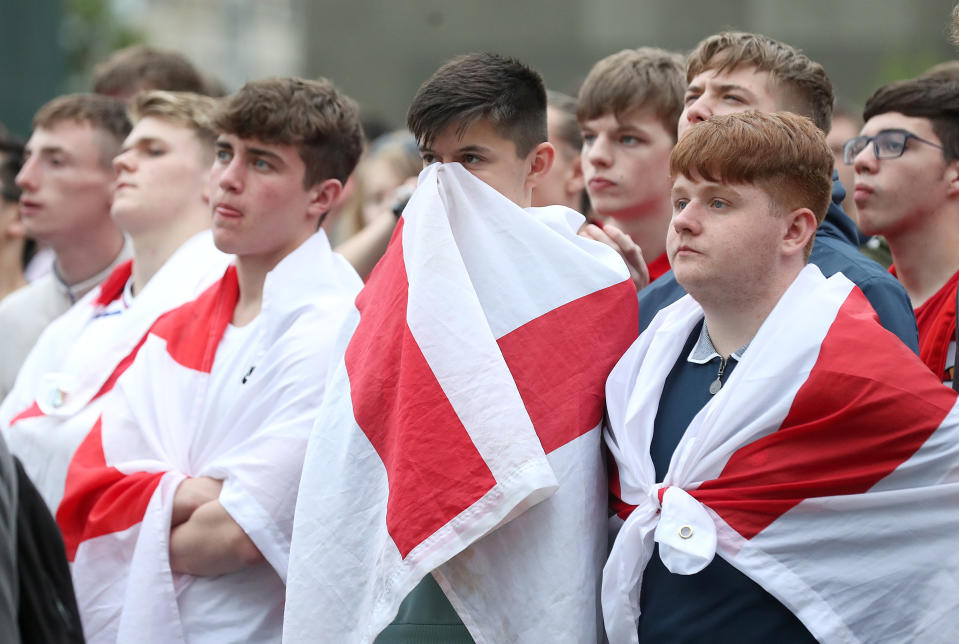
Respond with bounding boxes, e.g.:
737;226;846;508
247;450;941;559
178;314;287;642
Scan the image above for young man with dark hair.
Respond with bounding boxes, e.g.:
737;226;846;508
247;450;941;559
604;109;959;644
57;78;364;642
850;76;959;383
0;94;134;400
578;47;686;282
0;90;230;511
285;53;638;643
635;32;918;352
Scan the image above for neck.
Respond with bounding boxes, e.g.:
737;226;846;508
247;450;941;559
0;238;27;298
697;265;802;357
886;208;959;308
53;222;125;285
130;208;209;296
599;198;671;262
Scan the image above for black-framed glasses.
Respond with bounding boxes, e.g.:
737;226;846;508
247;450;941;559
843;129;943;165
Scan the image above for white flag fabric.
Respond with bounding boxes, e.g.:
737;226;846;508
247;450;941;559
284;163;639;643
0;231;230;510
603;264;959;644
56;231;362;644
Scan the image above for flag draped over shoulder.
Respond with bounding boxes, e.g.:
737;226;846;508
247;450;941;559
55;231;362;644
284;163;639;643
0;232;230;510
603;264;959;644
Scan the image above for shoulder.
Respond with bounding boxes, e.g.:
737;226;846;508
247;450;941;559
810;240;918;351
637;271;688;332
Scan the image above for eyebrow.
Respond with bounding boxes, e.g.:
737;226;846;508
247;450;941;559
120;136;162;154
27;145;67;157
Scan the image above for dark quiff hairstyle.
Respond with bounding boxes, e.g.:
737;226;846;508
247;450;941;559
214;77;364;187
33;94;131;167
577;47;686;142
407;52;548;158
670;110;833;259
687;32;834;133
863;77;959;161
93;45;207;97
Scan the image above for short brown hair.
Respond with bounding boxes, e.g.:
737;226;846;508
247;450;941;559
546;90;581;154
129;90;219;163
687;32;834;133
33;93;131;167
863;77;959;161
407;52;547;158
214;77;364;187
670;110;833;258
93;45;207;98
921;59;959;83
577;47;686;141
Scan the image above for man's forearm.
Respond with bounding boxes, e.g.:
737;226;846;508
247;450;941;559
169;499;264;576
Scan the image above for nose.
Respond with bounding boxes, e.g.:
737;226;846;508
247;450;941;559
671;200;702;236
216;155;244;193
852;140;878;175
681;96;711;134
583;133;612;168
15;155;39;193
113;148;135;174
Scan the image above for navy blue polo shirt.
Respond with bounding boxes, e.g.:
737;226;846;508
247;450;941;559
637;319;815;643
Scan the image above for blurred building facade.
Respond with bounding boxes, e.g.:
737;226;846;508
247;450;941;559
4;0;957;136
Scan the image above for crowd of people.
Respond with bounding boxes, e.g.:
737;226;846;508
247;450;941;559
1;6;959;643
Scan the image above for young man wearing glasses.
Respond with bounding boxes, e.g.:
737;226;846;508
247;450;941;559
851;76;959;383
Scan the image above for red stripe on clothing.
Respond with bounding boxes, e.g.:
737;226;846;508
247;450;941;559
498;280;637;453
345;222;496;559
56;418;165;561
693;288;957;539
150;266;238;373
9;402;42;425
94;260;134;307
646;252;671;283
9;317;153;427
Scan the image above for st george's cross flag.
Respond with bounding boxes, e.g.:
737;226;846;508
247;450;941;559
284;163;639;643
603;264;959;644
55;231;362;644
0;231;230;510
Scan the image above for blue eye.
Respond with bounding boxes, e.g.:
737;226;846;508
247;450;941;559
711;199;726;209
254;158;272;171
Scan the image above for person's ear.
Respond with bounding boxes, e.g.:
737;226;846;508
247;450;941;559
945;159;959;199
565;155;585;197
306;178;344;221
782;207;818;258
3;207;26;239
525;141;555;189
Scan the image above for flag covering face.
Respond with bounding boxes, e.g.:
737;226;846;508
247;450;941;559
285;163;638;643
0;231;230;510
604;264;959;644
55;231;362;644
